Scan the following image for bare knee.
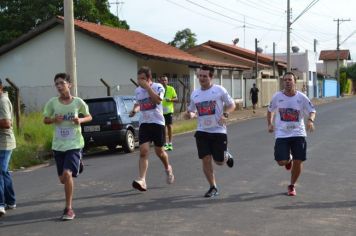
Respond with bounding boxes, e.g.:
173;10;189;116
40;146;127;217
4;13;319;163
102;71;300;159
60;170;72;184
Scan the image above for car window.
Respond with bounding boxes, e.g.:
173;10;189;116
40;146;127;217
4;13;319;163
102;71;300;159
122;98;135;113
87;100;116;116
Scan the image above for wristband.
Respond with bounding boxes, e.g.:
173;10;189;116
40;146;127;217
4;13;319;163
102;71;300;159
308;118;314;123
223;112;229;118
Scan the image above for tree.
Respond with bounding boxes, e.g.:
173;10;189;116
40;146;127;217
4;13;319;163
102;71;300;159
0;0;129;47
168;28;197;50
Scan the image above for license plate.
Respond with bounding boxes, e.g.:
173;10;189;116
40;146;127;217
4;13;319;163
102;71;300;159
84;125;100;132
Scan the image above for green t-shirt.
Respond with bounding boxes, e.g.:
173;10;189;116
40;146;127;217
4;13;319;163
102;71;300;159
0;92;16;150
162;85;177;114
43;97;90;152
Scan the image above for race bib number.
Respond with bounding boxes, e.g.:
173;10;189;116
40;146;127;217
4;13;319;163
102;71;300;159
201;115;218;129
282;123;297;131
56;127;75;140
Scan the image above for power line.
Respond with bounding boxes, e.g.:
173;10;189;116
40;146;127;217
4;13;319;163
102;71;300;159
184;0;284;32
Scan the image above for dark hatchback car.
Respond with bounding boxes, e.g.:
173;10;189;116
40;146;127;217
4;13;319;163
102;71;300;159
81;96;139;153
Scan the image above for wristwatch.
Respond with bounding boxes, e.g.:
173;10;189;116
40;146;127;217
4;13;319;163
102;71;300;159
223;112;229;118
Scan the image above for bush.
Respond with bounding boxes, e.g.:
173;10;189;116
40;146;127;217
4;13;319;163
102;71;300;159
9;112;53;170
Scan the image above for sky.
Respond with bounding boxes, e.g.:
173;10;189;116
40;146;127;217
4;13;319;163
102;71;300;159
110;0;356;61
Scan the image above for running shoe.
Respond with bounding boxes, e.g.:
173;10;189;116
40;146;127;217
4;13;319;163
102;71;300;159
61;208;75;220
166;143;173;151
0;207;5;217
204;186;219;198
224;150;234;168
287;184;296;196
5;204;16;210
132;178;147;191
163;143;169;151
166;165;175;184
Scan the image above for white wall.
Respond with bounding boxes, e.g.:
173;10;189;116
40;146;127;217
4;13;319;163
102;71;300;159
0;25;138;111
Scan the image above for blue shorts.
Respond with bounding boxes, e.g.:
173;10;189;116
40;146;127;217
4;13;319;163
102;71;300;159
53;149;82;177
194;131;227;162
274;137;307;162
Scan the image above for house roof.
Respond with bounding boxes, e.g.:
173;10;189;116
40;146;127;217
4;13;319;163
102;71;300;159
319;50;351;60
0;16;248;71
187;40;287;69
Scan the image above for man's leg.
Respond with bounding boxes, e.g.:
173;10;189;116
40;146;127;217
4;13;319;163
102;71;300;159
138;143;150;180
155;146;174;184
167;124;173;144
202;155;216;187
59;170;74;210
1;151;15;208
291;160;303;185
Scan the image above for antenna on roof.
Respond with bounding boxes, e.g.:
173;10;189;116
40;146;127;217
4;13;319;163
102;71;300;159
110;1;124;24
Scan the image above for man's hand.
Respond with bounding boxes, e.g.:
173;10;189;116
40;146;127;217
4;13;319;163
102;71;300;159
129;110;136;117
138;78;149;89
184;111;195;120
268;124;274;133
306;120;315;132
72;117;80;125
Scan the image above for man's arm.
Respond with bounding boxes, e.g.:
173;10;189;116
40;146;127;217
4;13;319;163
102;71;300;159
129;103;140;117
306;112;316;132
267;110;274;133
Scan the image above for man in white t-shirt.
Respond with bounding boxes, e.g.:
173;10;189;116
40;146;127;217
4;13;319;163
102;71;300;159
129;66;174;191
185;66;236;198
267;72;316;196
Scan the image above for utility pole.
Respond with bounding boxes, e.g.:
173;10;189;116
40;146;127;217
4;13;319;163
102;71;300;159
255;38;259;79
334;18;351;98
273;42;276;79
64;0;77;96
287;0;291;72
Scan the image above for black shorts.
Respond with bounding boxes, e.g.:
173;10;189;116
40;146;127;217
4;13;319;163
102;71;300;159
252;97;258;105
274;137;307;162
53;149;82;177
194;131;227;162
139;123;165;147
163;113;173;125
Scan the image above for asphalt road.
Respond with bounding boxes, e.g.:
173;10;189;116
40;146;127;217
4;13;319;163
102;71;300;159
1;97;356;236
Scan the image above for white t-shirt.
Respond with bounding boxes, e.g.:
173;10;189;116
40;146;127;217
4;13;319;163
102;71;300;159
188;84;234;134
135;82;165;125
268;91;316;138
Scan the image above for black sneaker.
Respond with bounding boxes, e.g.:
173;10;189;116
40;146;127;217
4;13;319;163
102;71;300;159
204;186;219;198
225;151;234;168
79;159;84;174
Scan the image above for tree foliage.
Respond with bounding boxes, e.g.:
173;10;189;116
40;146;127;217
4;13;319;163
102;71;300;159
0;0;129;46
168;28;197;50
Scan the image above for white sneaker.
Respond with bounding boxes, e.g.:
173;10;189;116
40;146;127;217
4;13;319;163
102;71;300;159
166;165;175;184
6;204;16;210
0;207;6;217
132;178;147;191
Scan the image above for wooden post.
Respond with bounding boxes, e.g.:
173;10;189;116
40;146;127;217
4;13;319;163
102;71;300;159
100;78;111;96
178;79;187;112
5;78;20;135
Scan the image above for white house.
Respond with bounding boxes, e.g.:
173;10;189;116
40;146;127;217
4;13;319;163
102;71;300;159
0;16;247;112
273;49;318;98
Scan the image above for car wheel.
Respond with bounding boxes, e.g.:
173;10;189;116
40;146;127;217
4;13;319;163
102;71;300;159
123;130;135;153
107;144;117;151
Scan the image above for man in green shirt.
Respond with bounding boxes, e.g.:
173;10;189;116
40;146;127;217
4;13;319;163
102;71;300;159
0;78;16;217
43;73;92;220
159;76;178;151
